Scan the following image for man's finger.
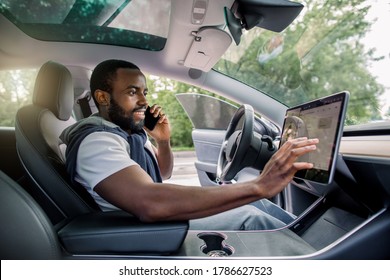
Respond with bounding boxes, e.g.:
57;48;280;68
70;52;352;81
277;138;318;166
293;162;314;171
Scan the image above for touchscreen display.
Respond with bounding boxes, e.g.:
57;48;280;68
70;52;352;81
279;91;349;184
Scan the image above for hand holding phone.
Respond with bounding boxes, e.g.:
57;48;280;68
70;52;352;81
144;106;161;130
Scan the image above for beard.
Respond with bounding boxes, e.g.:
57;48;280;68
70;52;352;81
108;98;145;132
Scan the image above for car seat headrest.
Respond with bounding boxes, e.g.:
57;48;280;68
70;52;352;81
33;61;74;121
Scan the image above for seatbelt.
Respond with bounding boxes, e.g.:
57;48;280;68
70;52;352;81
77;96;92;118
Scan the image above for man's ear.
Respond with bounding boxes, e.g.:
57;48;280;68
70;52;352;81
94;90;110;106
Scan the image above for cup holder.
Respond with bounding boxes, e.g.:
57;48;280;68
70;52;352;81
198;232;234;257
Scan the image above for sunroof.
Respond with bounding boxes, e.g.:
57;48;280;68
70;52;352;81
0;0;171;51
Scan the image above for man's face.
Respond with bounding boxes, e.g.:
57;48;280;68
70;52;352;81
107;68;148;132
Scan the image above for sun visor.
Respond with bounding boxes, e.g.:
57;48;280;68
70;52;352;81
184;27;232;72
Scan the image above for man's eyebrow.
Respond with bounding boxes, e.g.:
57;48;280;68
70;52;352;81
123;85;137;90
121;85;148;92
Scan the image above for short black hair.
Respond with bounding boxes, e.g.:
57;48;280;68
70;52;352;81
90;59;140;107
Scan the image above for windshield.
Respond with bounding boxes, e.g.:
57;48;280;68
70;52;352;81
215;0;389;126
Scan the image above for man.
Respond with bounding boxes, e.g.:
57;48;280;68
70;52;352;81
60;59;319;230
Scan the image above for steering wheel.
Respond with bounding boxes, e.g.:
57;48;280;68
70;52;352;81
216;104;254;182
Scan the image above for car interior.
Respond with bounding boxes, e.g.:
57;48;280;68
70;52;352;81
0;0;389;260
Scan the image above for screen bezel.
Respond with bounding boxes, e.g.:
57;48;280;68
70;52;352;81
279;91;349;184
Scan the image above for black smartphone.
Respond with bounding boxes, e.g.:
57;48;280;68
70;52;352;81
144;106;160;130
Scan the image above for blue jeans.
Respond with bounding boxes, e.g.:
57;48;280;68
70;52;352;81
189;199;295;230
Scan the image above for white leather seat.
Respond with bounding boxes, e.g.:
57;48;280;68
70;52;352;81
15;61;99;225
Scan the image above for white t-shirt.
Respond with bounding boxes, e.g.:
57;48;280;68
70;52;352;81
74;131;154;211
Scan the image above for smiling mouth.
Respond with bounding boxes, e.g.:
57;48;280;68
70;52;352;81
133;110;145;119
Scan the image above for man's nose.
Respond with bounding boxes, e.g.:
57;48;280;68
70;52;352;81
138;93;148;106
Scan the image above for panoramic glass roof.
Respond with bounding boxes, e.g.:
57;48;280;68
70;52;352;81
0;0;171;50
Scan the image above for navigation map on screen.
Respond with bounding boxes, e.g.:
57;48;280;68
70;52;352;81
279;92;349;184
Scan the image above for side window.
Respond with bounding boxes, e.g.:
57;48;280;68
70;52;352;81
0;69;38;127
176;93;238;130
176;93;280;137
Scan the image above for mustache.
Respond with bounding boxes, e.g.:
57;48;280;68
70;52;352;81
132;106;147;112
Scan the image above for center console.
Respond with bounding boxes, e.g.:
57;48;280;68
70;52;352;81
177;229;316;257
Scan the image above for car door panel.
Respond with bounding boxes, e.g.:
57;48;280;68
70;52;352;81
192;129;224;186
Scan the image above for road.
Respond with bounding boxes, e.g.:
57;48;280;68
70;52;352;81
164;150;200;186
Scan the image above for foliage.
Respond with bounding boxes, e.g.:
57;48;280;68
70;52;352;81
215;0;386;125
146;76;193;147
0;70;37;126
146;76;220;148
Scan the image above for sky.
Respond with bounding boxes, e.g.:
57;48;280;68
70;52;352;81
363;1;390;117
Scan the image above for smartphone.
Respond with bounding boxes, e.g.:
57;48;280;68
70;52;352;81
144;106;160;130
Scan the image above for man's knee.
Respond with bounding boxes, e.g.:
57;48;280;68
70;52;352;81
239;205;286;230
